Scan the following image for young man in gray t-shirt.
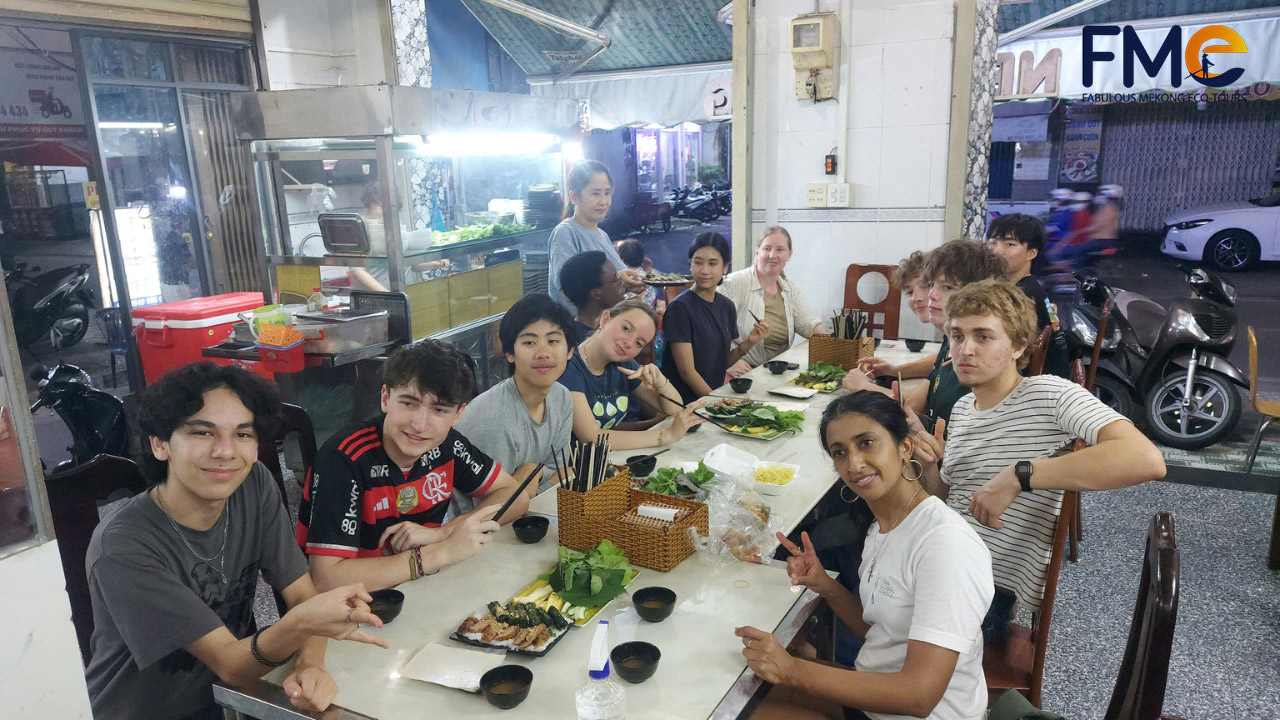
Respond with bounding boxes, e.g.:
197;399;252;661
451;293;579;518
84;363;388;720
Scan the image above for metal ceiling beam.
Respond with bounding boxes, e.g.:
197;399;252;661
998;0;1114;46
480;0;611;80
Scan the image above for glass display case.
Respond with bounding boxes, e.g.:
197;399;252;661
232;85;578;339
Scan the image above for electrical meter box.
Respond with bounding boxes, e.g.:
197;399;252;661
790;13;838;70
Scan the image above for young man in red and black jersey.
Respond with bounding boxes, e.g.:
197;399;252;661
297;340;531;592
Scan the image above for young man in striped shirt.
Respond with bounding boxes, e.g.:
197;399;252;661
916;280;1165;623
296;340;531;592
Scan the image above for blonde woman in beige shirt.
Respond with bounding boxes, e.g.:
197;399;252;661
719;226;822;375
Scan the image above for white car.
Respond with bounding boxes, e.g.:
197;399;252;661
1160;194;1280;271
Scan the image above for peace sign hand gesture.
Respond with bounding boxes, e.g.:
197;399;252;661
775;531;833;596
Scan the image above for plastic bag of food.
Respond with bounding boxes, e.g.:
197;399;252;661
689;475;785;566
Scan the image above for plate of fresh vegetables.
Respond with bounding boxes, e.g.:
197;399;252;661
639;461;716;498
700;399;806;440
788;362;848;392
506;540;638;628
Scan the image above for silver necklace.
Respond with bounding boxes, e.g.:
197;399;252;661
865;485;924;605
154;487;230;585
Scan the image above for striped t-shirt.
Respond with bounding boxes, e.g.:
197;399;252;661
941;375;1124;611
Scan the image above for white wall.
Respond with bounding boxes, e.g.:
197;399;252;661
0;542;93;719
750;0;958;340
259;0;387;89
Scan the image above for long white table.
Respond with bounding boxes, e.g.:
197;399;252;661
215;339;939;720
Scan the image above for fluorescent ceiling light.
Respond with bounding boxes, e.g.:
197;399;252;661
415;132;560;157
99;121;166;129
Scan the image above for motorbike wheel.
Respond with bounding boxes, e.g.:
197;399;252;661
1090;372;1135;420
51;302;90;349
1143;369;1241;449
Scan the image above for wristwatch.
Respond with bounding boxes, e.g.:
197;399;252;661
1014;461;1034;493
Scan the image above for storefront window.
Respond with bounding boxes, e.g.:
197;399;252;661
83;37;169;81
175;45;246;86
92;84;202;306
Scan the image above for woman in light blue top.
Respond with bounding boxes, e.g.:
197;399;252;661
547;160;644;310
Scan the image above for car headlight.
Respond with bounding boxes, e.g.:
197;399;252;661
1172;219;1212;230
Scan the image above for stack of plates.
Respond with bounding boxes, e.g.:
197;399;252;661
524;185;562;228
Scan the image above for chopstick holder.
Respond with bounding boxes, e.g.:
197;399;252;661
636;504;678;522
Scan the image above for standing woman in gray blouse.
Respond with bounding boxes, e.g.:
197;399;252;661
547;160;644;312
719;226;821;375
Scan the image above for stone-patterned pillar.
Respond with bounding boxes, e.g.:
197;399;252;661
389;0;443;233
961;0;999;239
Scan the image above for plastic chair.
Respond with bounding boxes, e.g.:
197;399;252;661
1104;513;1182;720
1243;327;1280;569
842;264;901;340
982;464;1076;707
43;454;148;665
257;403;318;501
95;307;130;388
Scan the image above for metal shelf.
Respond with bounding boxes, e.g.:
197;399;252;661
270;228;544;268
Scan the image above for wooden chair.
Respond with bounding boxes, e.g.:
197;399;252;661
1104;512;1181;720
257;403;318;505
1085;298;1114;392
1243;327;1280;569
842;264;901;340
43;454;148;665
982;464;1076;707
1063;359;1090;563
1027;325;1054;376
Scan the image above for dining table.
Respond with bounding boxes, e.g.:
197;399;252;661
215;338;940;720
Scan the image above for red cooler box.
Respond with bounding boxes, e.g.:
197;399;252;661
132;293;268;383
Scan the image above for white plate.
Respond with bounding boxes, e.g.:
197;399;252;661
752;461;800;496
704;443;759;477
768;384;818;399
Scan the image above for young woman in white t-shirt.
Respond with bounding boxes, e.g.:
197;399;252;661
735;391;994;720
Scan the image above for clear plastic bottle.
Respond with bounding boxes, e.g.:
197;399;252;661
575;621;626;720
306;286;325;312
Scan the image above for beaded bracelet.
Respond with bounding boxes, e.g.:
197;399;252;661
408;548;420;581
412;546;426;579
250;626;292;668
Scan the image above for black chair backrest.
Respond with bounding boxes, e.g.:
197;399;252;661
44;454;148;665
1105;512;1180;720
256;403;317;512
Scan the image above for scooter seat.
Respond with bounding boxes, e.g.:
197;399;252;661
1116;292;1166;349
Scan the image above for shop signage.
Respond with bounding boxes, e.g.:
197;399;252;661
703;75;731;118
84;181;99;210
0;47;86;140
998;14;1280;99
1059;104;1102;183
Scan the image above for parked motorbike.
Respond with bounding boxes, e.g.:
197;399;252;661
1064;265;1245;449
30;363;130;473
2;261;94;349
682;185;721;222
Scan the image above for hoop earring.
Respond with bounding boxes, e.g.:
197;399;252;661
902;459;923;482
839;485;859;504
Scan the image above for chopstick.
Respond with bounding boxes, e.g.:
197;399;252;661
493;462;544;524
693;410;738;434
748;309;762;324
624;448;670;466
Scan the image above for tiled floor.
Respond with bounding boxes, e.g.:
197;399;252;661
1041;478;1280;717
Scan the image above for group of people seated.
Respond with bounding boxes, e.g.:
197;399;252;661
82;156;1165;720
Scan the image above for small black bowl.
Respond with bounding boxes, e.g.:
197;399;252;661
729;377;753;393
367;589;404;624
765;360;788;374
905;339;927;352
627;454;657;478
480;664;533;709
512;515;549;544
611;641;661;684
631;586;676;623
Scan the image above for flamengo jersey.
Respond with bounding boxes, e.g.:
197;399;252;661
296;417;501;558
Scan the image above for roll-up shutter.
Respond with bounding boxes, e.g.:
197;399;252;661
0;0;252;37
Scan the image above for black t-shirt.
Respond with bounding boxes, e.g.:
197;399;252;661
924;338;968;428
1015;275;1070;378
661;288;740;403
296;417;500;558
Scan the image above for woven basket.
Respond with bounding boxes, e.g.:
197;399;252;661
808;335;876;371
557;469;710;572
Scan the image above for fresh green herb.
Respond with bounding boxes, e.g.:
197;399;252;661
703;401;805;438
641;461;716;497
540;540;635;608
795;362;848;384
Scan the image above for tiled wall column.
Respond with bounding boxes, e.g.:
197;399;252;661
961;0;999;239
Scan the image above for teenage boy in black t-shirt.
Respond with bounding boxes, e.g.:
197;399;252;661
986;214;1070;378
297;340;530;592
